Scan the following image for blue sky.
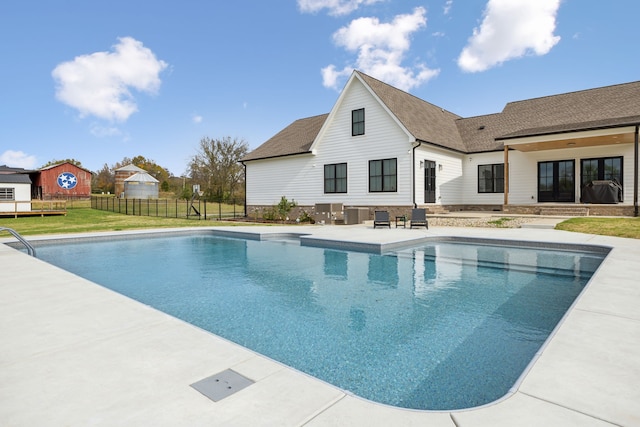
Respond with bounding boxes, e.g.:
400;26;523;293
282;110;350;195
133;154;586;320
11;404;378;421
1;0;638;177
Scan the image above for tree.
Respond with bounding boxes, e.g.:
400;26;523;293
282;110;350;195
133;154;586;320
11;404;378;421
41;158;84;168
188;136;248;202
130;155;171;184
92;163;115;193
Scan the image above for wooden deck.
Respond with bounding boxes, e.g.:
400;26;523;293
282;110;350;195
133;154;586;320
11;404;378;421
0;210;67;218
0;200;67;218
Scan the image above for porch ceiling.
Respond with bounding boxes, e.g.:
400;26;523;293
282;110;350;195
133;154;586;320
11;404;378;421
504;126;637;152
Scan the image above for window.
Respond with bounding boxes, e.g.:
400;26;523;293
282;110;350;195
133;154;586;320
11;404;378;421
369;158;397;192
0;187;15;200
581;156;623;188
478;164;504;193
352;108;365;136
324;163;347;193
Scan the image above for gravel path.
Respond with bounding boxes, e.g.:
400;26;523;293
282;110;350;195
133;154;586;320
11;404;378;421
428;216;538;228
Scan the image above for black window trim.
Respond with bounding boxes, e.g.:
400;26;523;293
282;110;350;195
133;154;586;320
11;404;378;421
477;163;504;193
369;158;397;193
324;162;348;194
352;108;365;136
580;155;623;188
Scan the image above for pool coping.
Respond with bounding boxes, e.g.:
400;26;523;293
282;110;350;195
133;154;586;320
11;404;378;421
1;224;639;426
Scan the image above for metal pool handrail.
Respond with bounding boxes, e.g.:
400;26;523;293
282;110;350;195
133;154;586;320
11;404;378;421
0;227;36;257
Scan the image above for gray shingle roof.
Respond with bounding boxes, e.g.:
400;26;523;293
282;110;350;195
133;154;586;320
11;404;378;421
0;173;32;184
241;114;329;162
355;72;466;152
459;80;640;152
242;72;640;160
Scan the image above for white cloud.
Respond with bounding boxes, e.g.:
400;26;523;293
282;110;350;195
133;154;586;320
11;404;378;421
89;123;123;137
322;7;439;91
457;0;561;72
52;37;168;122
192;114;203;124
0;150;38;169
443;0;453;15
298;0;383;16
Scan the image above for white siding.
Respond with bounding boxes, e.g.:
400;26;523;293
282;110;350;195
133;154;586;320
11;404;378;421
0;183;31;212
414;145;464;205
246;78;415;207
462;152;507;205
461;144;637;205
245;155;319;206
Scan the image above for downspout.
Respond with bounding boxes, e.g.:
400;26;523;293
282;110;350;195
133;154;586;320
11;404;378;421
412;141;422;208
241;161;247;218
635;126;639;217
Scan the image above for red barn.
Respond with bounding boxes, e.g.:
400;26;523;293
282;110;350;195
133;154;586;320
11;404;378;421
33;162;92;199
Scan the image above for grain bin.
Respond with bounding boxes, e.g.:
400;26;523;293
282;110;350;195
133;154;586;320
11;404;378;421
123;172;159;199
115;164;146;197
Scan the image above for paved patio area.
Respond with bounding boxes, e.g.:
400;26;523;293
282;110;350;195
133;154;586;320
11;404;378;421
1;224;639;426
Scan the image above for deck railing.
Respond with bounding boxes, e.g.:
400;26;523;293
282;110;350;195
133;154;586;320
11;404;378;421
0;200;67;218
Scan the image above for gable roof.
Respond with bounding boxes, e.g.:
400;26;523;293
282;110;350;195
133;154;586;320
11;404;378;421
115;164;147;173
241;114;328;162
124;172;159;183
243;71;640;160
354;71;466;152
40;162;93;174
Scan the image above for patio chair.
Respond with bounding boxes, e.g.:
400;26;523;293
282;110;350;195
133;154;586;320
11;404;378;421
410;208;428;229
373;210;391;228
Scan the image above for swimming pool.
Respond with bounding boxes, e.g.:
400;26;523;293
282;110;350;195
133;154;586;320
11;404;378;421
34;232;606;410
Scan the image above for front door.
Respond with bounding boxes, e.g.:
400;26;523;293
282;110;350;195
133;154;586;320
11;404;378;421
424;160;436;203
538;160;575;202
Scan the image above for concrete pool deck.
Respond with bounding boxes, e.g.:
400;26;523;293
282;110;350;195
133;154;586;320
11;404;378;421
1;224;639;426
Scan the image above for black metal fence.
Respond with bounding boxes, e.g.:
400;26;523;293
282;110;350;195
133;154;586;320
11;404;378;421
91;196;245;220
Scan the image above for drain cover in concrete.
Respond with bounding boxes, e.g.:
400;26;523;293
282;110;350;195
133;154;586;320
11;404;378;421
190;369;254;402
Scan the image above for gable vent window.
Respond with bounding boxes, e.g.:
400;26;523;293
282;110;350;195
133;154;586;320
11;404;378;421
0;187;15;200
352;108;365;136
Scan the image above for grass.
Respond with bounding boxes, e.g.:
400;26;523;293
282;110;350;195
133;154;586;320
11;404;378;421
0;208;254;236
3;205;640;239
555;217;640;239
487;217;515;227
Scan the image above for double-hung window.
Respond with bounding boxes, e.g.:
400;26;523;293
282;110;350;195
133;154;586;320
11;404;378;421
478;163;504;193
352;108;364;136
324;163;347;193
369;158;397;192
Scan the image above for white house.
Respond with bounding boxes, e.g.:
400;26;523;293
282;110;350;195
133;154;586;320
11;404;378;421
241;71;640;218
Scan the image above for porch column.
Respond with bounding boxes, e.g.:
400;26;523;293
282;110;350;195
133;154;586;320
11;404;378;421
635;126;639;217
503;145;509;206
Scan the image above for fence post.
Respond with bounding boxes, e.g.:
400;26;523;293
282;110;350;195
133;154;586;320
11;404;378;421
204;200;207;220
175;199;178;218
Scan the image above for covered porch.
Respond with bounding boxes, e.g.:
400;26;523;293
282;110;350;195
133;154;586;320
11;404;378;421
500;121;640;217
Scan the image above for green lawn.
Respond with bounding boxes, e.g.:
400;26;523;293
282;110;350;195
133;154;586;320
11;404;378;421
555;217;640;239
0;208;252;236
2;208;640;239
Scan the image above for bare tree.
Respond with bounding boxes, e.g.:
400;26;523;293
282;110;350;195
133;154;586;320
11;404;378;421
188;136;248;202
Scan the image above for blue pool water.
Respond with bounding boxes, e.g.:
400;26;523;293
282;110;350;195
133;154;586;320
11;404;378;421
36;234;605;410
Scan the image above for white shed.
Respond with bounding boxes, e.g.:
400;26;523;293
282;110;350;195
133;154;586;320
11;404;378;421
0;173;32;213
